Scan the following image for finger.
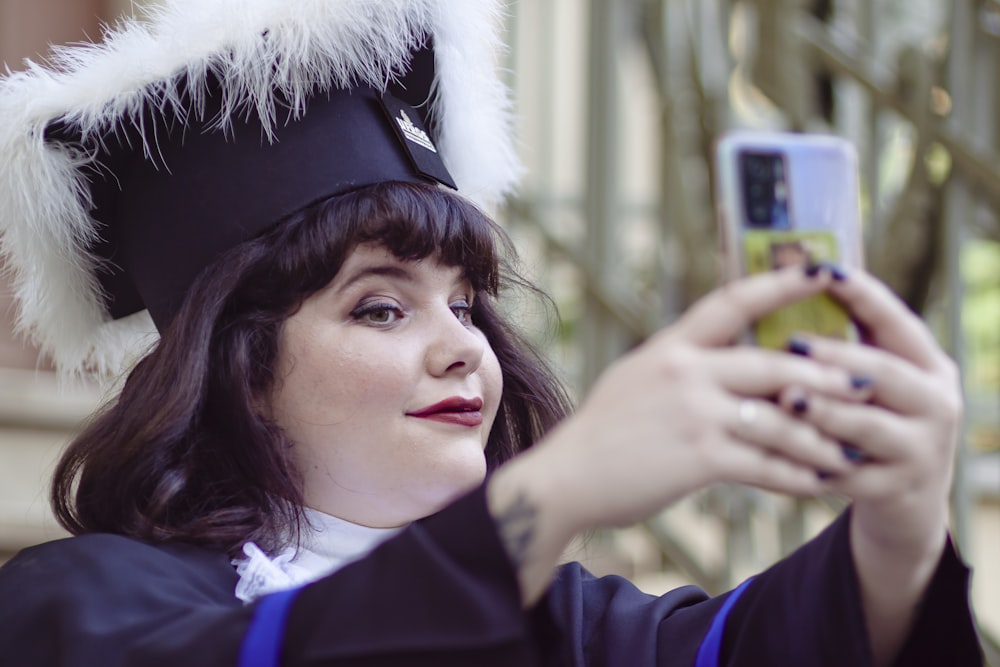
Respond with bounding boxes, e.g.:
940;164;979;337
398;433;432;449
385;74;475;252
783;391;909;463
787;334;955;415
724;398;854;476
825;268;949;373
823;456;955;506
668;265;835;347
711;437;831;497
821;461;910;503
702;347;870;401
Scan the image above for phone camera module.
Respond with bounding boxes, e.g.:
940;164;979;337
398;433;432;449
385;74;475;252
739;151;790;229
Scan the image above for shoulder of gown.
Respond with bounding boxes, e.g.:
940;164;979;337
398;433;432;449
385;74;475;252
0;532;249;666
0;494;982;667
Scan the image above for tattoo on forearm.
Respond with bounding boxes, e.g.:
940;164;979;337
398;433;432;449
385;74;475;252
495;492;538;568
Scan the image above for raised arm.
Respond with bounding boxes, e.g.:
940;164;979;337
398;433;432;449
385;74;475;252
487;264;978;665
486;265;867;605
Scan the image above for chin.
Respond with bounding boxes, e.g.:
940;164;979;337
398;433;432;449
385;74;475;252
411;466;488;520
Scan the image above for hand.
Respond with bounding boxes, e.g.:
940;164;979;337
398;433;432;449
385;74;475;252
488;265;867;604
778;268;957;555
775;268;958;665
536;267;869;531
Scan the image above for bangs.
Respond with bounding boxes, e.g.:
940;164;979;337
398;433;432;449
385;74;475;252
321;182;504;294
237;181;511;319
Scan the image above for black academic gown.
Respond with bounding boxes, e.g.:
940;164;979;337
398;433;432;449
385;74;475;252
0;485;982;667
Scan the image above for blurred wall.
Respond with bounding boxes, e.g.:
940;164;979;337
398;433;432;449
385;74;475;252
0;0;104;70
0;0;108;369
0;0;139;559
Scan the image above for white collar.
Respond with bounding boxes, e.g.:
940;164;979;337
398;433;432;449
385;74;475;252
232;507;402;603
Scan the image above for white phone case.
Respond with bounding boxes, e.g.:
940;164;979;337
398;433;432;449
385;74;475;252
714;131;863;347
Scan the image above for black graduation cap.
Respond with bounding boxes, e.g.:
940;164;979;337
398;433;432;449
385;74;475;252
47;45;455;330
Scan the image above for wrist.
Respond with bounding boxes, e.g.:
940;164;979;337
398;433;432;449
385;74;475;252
851;494;949;560
488;442;583;555
850;500;949;582
486;443;583;606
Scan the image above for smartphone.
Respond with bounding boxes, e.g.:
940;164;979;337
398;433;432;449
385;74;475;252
714;131;864;348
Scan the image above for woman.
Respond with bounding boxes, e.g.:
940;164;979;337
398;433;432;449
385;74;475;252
0;1;981;665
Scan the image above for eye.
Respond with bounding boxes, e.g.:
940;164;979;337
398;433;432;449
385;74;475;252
450;299;472;324
350;302;403;326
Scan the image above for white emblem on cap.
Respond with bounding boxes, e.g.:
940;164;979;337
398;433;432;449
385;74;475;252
395;109;438;153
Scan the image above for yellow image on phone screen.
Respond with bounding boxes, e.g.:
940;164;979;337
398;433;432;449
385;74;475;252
743;231;852;349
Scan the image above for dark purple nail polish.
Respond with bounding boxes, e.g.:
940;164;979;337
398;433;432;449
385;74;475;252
817;470;838;481
850;375;874;390
827;263;848;282
804;262;822;278
787;338;811;357
792;397;809;414
841;443;867;463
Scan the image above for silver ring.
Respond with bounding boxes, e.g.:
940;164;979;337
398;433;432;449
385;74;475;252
738;399;758;426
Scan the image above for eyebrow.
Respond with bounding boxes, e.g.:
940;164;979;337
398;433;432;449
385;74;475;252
337;264;417;290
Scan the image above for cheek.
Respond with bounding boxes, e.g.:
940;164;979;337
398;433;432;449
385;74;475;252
272;324;340;424
481;346;504;425
276;346;398;426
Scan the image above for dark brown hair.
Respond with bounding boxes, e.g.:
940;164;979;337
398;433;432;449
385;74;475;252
51;182;572;556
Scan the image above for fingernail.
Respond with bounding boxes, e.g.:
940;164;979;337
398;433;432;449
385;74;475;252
817;470;838;481
804;261;848;281
787;338;811;357
850;374;874;391
841;443;867;463
827;263;848;282
791;397;809;415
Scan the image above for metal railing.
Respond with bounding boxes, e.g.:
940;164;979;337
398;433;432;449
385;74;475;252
503;0;999;659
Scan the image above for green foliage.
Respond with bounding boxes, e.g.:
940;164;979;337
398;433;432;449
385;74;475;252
962;240;1000;391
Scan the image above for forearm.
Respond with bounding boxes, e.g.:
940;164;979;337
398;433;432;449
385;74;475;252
485;445;582;607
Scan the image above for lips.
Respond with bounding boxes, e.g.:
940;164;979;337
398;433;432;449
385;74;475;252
407;397;484;427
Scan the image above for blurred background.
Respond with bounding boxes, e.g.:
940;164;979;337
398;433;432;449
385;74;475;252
1;0;997;660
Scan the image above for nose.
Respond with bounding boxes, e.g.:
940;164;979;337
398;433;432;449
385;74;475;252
425;306;486;378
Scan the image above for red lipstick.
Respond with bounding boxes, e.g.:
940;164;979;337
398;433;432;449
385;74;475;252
408;397;484;427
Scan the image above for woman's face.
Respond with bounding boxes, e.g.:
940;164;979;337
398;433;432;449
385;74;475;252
270;243;503;528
